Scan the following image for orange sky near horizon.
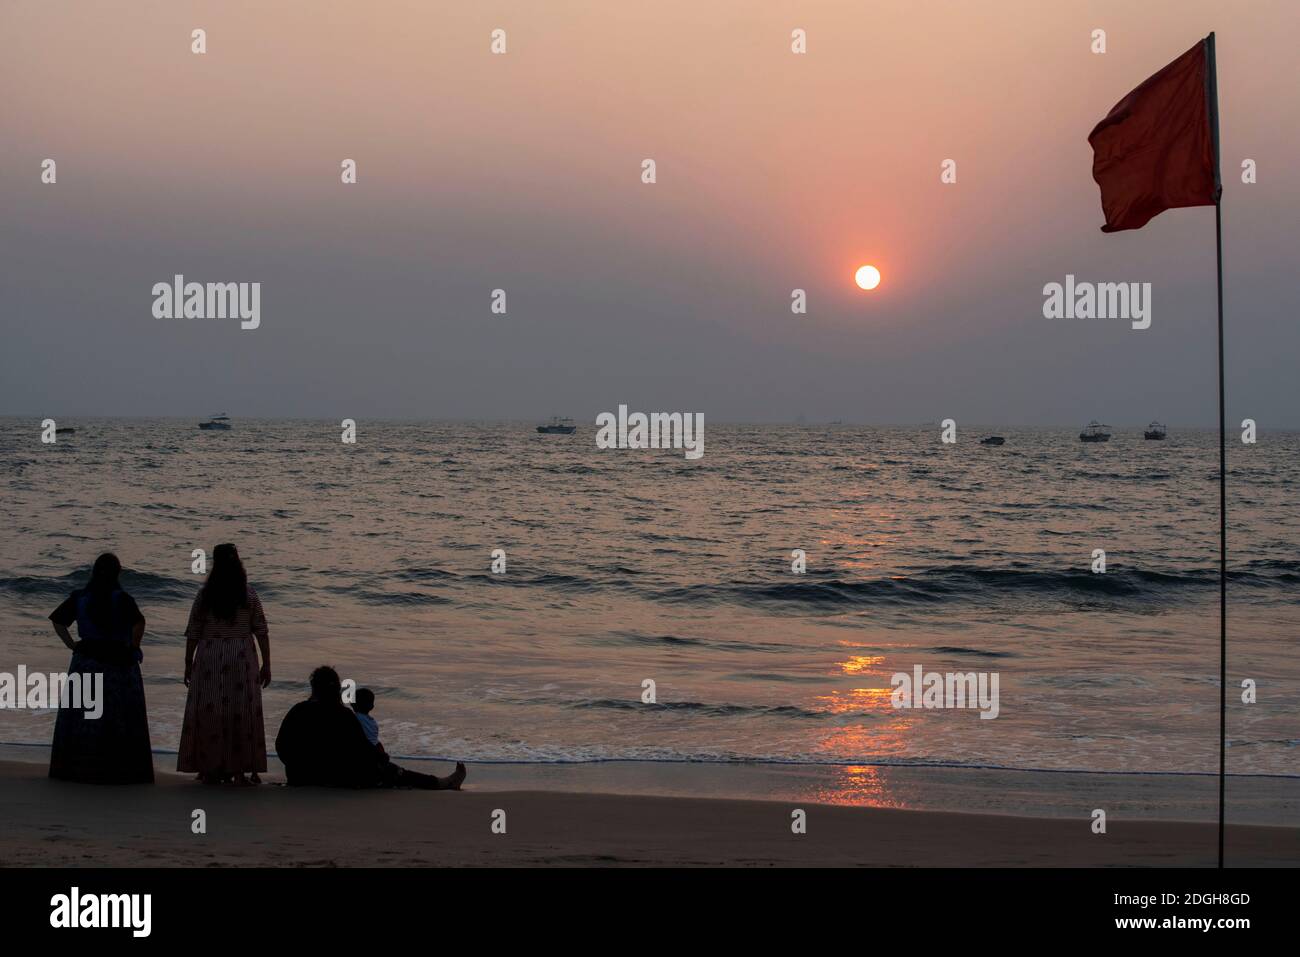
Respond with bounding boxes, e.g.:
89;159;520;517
3;0;1298;423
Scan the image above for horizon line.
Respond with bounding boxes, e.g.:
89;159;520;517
0;413;1289;431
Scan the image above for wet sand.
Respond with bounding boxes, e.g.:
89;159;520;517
2;759;1295;867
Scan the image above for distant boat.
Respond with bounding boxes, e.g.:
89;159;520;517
979;435;1005;446
1079;421;1112;442
54;427;76;435
536;416;576;435
198;414;231;431
1144;421;1167;440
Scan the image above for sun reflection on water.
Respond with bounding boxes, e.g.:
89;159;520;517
810;765;909;808
837;654;884;675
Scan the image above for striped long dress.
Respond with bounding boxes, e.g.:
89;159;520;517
177;586;269;775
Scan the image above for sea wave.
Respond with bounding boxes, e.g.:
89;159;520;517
0;569;195;602
6;740;1289;777
570;698;836;719
650;563;1298;611
7;559;1293;614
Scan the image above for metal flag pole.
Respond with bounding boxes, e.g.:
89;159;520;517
1205;31;1226;870
1215;193;1226;870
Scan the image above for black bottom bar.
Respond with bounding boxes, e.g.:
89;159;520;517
0;867;1281;942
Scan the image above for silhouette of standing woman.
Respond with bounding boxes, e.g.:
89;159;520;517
177;543;270;785
47;553;154;784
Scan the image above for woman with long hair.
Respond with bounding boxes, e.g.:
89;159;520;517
47;553;154;783
177;543;270;785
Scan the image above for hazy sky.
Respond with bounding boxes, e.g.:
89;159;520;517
2;0;1298;425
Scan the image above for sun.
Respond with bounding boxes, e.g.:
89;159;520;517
855;265;881;290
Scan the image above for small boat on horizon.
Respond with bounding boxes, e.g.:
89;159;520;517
979;435;1005;446
536;416;576;435
198;414;232;431
1144;421;1167;440
55;427;76;435
1079;421;1112;443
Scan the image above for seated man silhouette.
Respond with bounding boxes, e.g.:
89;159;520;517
275;666;465;790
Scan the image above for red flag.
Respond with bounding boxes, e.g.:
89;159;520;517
1088;36;1220;232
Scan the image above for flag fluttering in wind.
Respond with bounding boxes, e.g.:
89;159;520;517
1088;38;1220;232
1088;33;1230;868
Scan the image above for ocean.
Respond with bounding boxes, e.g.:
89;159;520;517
1;418;1297;814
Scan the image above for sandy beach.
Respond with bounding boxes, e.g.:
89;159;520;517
3;758;1296;867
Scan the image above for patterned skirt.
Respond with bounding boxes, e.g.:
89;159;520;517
49;651;154;784
177;635;267;775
